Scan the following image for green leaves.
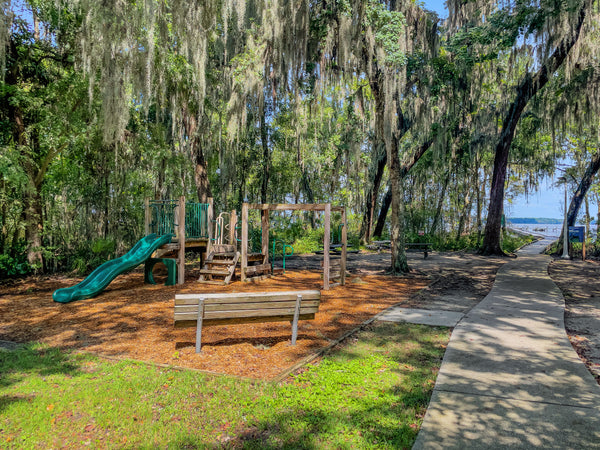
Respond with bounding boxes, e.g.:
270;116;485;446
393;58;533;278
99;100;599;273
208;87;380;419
368;2;407;67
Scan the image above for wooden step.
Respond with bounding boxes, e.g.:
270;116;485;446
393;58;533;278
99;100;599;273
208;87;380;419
211;252;237;258
199;269;231;276
197;280;227;285
212;244;236;253
206;259;235;266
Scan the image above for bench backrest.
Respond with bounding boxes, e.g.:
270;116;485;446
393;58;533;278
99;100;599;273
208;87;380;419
174;290;321;328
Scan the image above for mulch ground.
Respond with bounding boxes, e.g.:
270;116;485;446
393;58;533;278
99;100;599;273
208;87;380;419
0;268;428;380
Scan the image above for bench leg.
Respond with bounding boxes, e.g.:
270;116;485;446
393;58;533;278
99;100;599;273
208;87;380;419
196;298;205;353
291;294;302;345
424;251;428;259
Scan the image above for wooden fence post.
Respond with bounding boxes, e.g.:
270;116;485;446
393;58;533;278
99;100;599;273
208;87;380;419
144;198;150;236
241;203;249;282
323;203;331;290
178;196;185;285
341;207;347;286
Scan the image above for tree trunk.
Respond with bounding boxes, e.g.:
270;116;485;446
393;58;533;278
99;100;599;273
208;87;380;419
360;144;387;243
373;185;391;238
556;149;600;254
360;77;387;244
388;138;434;273
456;185;472;241
182;109;213;203
260;105;270;204
480;4;587;255
23;184;44;270
430;171;450;236
192;136;212;203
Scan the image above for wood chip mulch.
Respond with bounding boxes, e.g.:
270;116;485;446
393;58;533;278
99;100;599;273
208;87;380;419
0;270;428;380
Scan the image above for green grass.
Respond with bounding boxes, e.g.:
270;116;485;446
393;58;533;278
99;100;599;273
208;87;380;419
0;323;449;449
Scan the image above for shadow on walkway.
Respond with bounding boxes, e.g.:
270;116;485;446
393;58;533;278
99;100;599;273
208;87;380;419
413;239;600;449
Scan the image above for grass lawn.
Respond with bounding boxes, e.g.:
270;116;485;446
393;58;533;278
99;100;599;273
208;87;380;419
0;322;449;449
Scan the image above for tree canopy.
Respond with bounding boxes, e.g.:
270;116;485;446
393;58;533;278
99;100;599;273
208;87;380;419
2;0;600;277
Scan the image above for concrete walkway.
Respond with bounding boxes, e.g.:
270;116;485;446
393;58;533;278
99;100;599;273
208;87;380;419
413;239;600;449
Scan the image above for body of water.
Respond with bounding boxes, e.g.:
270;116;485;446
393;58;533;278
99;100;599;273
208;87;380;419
509;223;597;240
508;223;563;239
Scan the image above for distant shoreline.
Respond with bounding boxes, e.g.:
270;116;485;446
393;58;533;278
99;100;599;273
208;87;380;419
507;218;562;224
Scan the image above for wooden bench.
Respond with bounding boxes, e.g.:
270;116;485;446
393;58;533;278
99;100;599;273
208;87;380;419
174;290;321;352
405;242;432;259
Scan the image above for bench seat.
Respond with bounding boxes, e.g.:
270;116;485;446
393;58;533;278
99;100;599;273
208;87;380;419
174;290;321;352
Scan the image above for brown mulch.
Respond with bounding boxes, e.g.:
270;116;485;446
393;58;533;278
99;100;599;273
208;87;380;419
0;269;428;380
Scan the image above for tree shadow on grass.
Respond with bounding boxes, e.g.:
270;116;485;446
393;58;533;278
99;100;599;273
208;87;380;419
0;343;82;414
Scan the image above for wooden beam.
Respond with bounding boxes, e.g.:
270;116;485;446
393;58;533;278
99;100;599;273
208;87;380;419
241;203;248;282
341;207;347;286
323;203;330;290
207;197;214;255
178;196;186;285
229;209;237;246
261;209;269;265
246;203;344;212
144;198;150;236
195;297;205;353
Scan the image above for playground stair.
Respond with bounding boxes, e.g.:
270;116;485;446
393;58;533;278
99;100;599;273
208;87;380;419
198;244;239;285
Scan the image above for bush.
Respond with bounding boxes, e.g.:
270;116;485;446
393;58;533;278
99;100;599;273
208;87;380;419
0;253;30;279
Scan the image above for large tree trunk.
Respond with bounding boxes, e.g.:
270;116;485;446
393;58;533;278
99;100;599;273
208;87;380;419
361;77;387;243
23;186;44;270
373;185;391;238
388;137;434;273
480;5;586;255
183;109;213;203
360;144;387;243
556;149;600;254
193;139;212;203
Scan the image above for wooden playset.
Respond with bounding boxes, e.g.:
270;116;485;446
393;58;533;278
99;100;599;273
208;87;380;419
145;198;347;290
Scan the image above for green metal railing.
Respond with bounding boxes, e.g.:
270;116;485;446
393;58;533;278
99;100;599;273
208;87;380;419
271;239;294;273
148;200;210;239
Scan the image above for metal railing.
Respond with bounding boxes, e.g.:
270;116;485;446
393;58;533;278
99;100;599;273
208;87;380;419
148;200;210;239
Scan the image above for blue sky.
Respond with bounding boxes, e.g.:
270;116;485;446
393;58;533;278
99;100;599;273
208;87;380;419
421;0;565;219
422;0;448;17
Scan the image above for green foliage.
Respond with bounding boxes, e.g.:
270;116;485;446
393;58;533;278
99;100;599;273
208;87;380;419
0;253;30;279
368;3;407;67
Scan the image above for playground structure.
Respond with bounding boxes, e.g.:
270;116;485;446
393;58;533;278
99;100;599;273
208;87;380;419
146;199;347;289
240;203;347;289
54;198;347;302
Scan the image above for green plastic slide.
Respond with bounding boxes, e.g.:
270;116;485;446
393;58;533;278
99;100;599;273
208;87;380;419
53;233;173;303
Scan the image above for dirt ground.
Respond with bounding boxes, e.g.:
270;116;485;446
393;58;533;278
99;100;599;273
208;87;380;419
0;251;503;380
2;249;599;384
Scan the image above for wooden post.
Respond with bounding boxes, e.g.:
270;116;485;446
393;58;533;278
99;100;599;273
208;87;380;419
323;203;331;290
178;196;185;285
144;198;150;236
229;209;237;247
241;203;249;282
261;207;269;265
341;207;347;286
291;294;301;345
207;197;214;255
195;297;205;353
